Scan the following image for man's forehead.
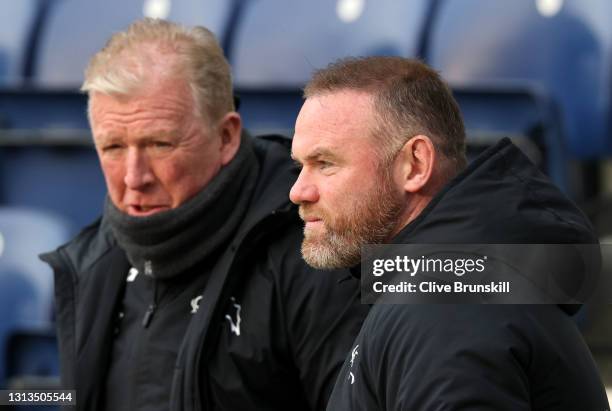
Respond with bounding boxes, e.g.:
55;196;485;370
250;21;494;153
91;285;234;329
90;87;194;124
292;91;377;156
302;90;374;121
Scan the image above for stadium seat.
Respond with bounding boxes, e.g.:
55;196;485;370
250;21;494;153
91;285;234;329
0;89;106;228
0;207;72;390
427;0;612;158
34;0;231;88
0;0;40;85
232;0;431;135
232;0;430;88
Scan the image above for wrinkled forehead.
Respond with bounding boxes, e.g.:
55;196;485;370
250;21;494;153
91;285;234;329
90;69;202;116
90;87;190;120
88;92;210;146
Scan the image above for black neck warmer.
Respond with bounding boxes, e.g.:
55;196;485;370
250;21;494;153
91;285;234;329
104;134;259;280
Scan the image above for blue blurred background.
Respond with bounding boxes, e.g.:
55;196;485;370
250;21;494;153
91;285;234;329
1;0;612;407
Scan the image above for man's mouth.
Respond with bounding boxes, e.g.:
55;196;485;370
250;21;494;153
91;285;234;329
301;215;324;231
303;216;321;223
127;204;170;216
299;207;327;230
300;213;321;223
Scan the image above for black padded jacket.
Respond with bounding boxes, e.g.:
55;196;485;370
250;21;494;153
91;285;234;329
327;138;609;411
42;135;369;411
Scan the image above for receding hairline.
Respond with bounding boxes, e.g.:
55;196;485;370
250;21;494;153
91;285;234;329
90;42;192;91
84;46;211;128
82;18;235;125
302;56;467;175
301;87;408;157
299;89;381;138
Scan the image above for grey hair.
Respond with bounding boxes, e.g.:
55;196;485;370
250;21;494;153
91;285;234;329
82;18;234;123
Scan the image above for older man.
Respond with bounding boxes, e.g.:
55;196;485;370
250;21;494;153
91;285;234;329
41;19;367;411
290;57;609;410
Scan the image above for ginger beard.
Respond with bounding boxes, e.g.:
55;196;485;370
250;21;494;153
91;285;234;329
299;166;404;269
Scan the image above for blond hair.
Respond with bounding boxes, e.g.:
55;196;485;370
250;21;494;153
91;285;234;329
82;18;233;123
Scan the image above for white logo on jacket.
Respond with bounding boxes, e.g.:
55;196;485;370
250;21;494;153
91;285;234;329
190;295;203;314
225;297;242;336
348;344;359;385
127;267;139;282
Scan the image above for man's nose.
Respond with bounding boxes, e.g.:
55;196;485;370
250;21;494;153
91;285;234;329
124;148;154;190
289;171;319;205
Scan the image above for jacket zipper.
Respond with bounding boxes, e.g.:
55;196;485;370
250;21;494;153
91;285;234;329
142;278;158;328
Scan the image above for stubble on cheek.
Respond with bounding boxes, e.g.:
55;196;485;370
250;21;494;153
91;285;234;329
298;171;404;270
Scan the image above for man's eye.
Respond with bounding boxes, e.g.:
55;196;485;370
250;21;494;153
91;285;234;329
102;144;122;152
151;141;173;150
318;161;333;170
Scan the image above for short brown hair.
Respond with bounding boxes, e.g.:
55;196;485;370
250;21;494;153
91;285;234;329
82;18;233;123
304;56;467;174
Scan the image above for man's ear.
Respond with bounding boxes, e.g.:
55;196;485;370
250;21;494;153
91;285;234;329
218;112;242;165
395;135;436;193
